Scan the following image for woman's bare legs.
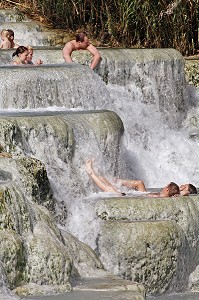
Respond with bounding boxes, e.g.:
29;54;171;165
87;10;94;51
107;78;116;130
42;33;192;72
85;159;121;194
121;179;146;192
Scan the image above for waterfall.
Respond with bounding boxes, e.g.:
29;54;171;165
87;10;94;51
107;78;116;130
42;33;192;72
1;47;197;187
0;64;110;109
0;9;65;46
0;8;199;299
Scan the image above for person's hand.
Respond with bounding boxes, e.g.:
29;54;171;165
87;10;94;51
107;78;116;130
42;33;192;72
180;190;190;196
35;59;43;65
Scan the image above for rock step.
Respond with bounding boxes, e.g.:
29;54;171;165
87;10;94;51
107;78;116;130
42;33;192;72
72;274;145;300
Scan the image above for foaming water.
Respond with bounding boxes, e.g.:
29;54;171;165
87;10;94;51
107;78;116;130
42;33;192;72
0;10;199;297
1;21;63;46
0;107;93;117
59;195;102;249
105;83;199;188
0;64;110;109
0;56;198;253
1;47;195;192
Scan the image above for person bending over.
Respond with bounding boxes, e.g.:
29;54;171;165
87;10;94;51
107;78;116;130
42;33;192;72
85;159;180;198
62;32;101;70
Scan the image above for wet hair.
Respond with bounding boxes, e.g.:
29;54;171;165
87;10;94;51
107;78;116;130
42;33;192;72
188;184;197;194
26;45;33;51
168;182;180;197
7;29;14;38
76;32;87;42
1;29;10;38
12;46;28;58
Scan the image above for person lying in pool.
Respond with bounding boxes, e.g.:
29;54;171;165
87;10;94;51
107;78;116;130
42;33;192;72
85;159;181;197
179;183;197;196
116;178;197;196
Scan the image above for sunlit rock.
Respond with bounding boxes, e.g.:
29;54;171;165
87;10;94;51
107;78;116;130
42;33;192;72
96;196;199;294
0;157;111;297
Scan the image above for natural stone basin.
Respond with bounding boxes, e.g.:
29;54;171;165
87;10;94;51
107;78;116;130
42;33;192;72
95;196;199;294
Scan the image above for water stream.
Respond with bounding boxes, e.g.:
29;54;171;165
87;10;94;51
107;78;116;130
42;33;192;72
23;291;199;300
0;8;199;300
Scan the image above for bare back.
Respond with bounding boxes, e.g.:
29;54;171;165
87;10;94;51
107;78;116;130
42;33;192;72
62;40;77;63
0;38;11;49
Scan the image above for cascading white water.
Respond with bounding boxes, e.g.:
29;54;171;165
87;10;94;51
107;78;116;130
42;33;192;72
1;47;198;248
1;47;195;190
0;9;64;46
0;64;111;109
0;9;199;300
106;83;199;188
94;48;198;188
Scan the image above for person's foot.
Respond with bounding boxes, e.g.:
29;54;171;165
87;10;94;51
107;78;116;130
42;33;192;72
85;159;93;175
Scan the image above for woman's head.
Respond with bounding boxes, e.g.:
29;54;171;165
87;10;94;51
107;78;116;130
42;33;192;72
25;45;34;63
1;29;10;40
12;46;28;62
180;183;197;195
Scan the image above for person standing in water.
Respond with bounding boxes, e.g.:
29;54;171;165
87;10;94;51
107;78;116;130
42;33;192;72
7;29;19;48
62;32;101;70
25;45;43;65
12;46;29;65
0;29;11;49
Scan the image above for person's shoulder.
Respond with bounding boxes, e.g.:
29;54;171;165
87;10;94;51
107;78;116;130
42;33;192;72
87;43;98;50
87;43;101;55
65;40;75;47
12;57;20;65
6;40;11;46
2;40;11;49
63;40;76;52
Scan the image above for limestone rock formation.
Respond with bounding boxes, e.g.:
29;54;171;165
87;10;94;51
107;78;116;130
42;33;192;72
0;157;104;297
95;196;199;293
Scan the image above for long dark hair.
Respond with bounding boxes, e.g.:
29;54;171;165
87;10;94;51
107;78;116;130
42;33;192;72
12;46;28;58
189;184;197;194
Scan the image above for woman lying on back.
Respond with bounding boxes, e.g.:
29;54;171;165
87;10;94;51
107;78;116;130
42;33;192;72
85;159;197;197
